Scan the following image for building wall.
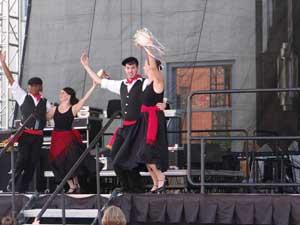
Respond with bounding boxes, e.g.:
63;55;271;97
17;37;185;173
21;0;256;141
256;0;300;138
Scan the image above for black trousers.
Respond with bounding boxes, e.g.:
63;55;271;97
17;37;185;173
111;126;144;193
13;133;43;192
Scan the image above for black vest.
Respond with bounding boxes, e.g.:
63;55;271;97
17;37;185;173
20;95;47;130
120;79;143;121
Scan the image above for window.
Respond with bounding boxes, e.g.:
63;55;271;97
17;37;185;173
171;63;232;143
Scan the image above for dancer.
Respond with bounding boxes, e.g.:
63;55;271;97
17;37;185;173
134;38;169;193
81;54;144;192
81;52;167;193
0;51;51;193
46;81;97;193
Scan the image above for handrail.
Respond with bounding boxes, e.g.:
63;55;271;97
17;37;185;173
2;113;36;154
3;113;38;218
17;192;39;224
36;111;121;221
186;87;300;193
167;129;248;135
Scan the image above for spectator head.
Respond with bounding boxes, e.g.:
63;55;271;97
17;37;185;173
102;206;126;225
1;216;18;225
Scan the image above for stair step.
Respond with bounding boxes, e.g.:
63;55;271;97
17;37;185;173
23;209;98;218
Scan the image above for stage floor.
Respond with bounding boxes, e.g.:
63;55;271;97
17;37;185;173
2;193;300;225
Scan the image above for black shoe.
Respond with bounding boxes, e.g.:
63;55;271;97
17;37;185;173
155;185;166;194
6;183;12;192
156;179;166;194
113;187;128;194
67;187;77;194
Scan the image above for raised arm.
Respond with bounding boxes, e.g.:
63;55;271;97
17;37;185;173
72;81;97;116
0;51;15;85
145;48;164;94
80;53;103;85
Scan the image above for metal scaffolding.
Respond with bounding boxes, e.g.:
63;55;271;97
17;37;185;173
0;0;23;129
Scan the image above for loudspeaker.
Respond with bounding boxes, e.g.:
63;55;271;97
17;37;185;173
177;144;228;169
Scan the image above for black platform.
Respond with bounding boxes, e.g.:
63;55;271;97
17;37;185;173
2;193;300;225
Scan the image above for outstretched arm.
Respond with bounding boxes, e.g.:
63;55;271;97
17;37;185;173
0;51;15;85
72;81;97;116
144;48;164;94
80;53;103;85
80;52;122;95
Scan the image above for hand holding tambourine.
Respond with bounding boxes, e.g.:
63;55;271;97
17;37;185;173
133;28;165;61
97;69;110;79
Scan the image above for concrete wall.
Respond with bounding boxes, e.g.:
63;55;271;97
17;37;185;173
21;0;256;138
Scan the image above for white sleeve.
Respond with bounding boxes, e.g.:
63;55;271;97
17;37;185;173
46;100;52;112
10;81;26;106
101;79;122;95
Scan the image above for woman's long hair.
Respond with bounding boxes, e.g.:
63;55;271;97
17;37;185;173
63;87;79;105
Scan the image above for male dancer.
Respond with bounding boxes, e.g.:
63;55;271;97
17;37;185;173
81;54;166;193
0;51;51;192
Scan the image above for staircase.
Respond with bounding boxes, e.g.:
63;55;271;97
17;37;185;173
16;193;109;225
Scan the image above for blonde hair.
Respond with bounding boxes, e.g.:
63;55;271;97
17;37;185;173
101;206;126;225
1;216;18;225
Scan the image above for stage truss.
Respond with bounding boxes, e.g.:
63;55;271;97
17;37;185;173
0;0;25;129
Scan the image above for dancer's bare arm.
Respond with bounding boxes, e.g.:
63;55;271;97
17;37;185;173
80;53;103;85
0;51;14;85
72;80;97;116
145;49;164;94
81;53;123;95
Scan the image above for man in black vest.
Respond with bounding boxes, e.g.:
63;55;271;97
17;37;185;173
81;54;166;193
0;51;51;192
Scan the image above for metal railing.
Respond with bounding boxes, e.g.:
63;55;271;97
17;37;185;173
35;111;121;222
1;113;37;217
186;87;300;193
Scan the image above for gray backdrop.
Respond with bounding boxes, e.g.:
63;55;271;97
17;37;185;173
21;0;256;142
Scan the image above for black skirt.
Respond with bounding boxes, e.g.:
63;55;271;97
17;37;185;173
49;130;98;182
111;122;141;170
134;111;169;172
112;111;169;172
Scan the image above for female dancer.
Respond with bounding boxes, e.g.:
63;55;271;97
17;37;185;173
47;81;97;193
135;45;169;193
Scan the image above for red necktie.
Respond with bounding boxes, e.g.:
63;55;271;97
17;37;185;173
125;74;142;84
32;93;41;102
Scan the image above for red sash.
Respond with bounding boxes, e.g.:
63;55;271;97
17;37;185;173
106;120;137;149
141;104;160;145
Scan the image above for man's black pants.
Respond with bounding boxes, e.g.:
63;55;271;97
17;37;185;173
12;133;43;192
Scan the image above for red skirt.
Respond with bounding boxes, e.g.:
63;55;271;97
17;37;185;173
49;129;82;161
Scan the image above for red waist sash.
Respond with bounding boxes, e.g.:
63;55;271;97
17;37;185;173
106;120;137;149
141;104;160;145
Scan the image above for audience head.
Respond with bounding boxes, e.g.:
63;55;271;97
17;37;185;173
1;216;18;225
102;206;126;225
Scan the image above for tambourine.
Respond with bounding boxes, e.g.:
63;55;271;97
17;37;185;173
133;28;165;61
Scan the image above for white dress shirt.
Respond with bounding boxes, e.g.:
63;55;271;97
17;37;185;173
101;78;144;95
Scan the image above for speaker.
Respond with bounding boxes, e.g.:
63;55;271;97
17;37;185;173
177;143;228;169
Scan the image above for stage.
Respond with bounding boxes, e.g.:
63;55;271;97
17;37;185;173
2;193;300;225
